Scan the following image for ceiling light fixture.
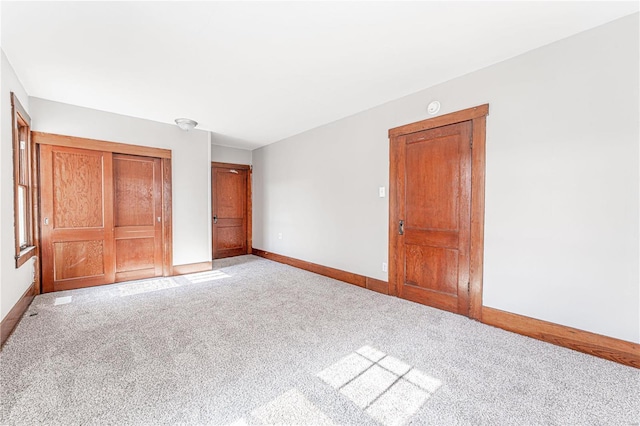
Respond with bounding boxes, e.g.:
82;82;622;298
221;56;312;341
175;118;198;131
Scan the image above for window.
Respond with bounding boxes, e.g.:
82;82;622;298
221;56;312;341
11;92;35;268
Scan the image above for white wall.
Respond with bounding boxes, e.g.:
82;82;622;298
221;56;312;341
1;50;36;321
252;14;639;343
211;141;252;165
29;98;212;267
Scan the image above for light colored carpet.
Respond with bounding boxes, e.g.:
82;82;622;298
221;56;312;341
1;255;638;425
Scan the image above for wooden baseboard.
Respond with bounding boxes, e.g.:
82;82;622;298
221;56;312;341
365;277;389;295
251;249;637;368
482;306;639;368
252;248;390;295
172;261;213;276
1;282;37;348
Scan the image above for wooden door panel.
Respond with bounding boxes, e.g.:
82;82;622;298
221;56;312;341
216;227;245;250
113;155;162;282
405;245;458;295
405;133;460;231
52;150;104;228
401;285;459;313
213;165;248;259
392;121;472;315
54;240;105;280
41;145;114;292
114;158;155;226
217;172;245;217
404;229;458;248
116;238;156;271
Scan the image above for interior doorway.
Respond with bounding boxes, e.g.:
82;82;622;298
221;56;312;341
388;105;488;319
211;162;252;259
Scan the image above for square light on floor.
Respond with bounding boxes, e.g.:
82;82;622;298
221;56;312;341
340;364;398;408
317;352;373;389
366;378;430;426
54;296;72;306
251;388;335;425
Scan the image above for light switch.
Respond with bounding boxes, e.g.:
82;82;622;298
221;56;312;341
379;187;386;198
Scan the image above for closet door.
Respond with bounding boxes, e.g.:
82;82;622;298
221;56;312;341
40;145;115;292
113;154;163;281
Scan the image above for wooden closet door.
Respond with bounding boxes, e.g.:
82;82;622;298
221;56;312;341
40;145;115;292
113;154;163;281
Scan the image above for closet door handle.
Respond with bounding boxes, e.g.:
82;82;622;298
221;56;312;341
213;215;218;224
399;220;404;235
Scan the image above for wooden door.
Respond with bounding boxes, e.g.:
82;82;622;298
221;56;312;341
390;121;472;315
212;163;249;259
113;154;163;282
40;145;115;292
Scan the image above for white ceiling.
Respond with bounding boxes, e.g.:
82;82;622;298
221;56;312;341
2;1;638;150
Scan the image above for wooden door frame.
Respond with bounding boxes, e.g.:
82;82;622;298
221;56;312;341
33;132;174;290
388;104;489;320
211;161;252;258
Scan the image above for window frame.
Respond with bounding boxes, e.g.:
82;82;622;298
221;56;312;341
11;92;36;268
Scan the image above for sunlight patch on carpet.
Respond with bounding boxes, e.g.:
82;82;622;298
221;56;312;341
117;270;230;297
184;270;231;283
231;388;335;425
54;296;73;306
317;345;442;426
118;279;180;296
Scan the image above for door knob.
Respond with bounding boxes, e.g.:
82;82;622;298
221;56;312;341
213;215;217;224
399;220;404;235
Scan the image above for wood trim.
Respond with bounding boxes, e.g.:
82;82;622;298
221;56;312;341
252;249;391;296
365;277;389;295
1;281;36;348
388;104;489;137
15;246;36;268
172;261;213;275
247;166;252;254
482;307;640;368
211;161;250;170
12;93;37;269
388;134;401;298
252;248;368;288
32;143;42;294
32;132;172;159
162;158;173;276
468;115;487;320
388;104;489;319
11;92;30;126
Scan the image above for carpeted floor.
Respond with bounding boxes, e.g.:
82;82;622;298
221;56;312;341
1;255;638;425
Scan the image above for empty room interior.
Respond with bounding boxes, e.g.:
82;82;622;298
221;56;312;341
0;1;639;425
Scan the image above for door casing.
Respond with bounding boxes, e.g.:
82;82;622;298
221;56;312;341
388;104;488;320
